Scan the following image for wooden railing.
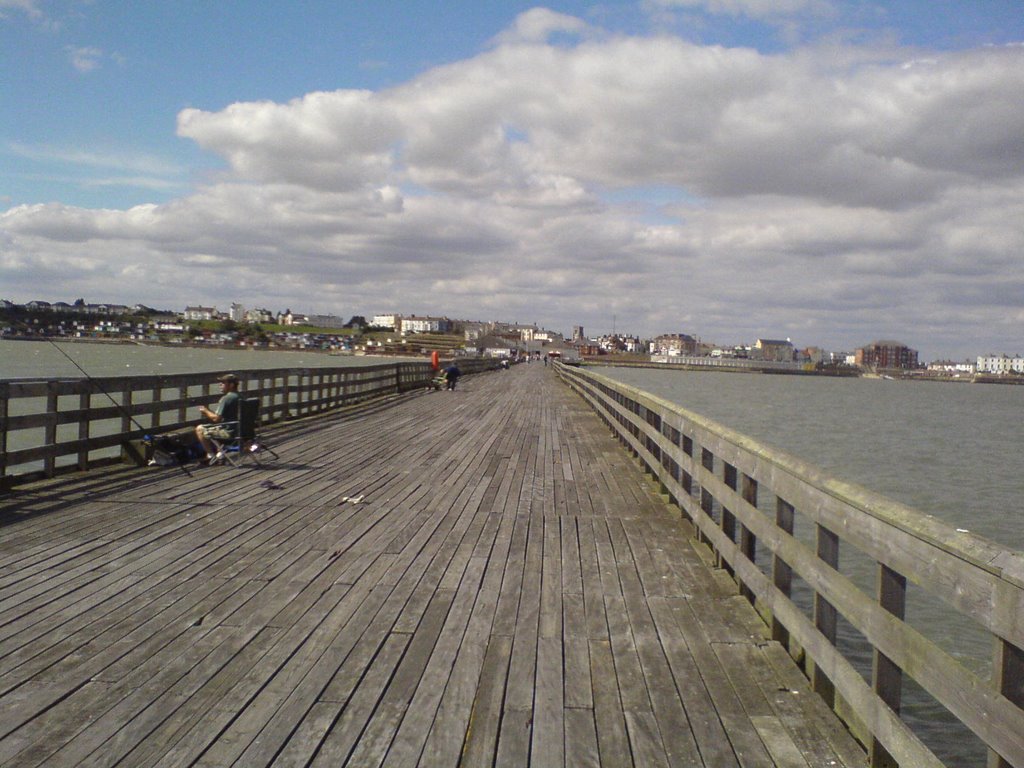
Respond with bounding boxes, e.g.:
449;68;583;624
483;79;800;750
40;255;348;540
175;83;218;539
0;358;496;487
557;362;1024;768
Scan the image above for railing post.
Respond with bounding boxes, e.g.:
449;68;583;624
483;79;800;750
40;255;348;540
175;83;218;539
45;381;58;477
0;382;9;485
814;524;839;708
681;435;693;501
740;473;758;603
121;382;133;435
77;389;90;471
772;498;795;648
700;447;714;550
151;381;162;432
990;640;1024;768
178;384;188;424
872;563;906;768
722;462;738;576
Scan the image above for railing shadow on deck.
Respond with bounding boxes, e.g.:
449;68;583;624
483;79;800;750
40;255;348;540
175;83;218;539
556;361;1024;768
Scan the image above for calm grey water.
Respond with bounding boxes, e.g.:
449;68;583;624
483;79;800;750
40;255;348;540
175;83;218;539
602;366;1024;549
0;339;406;379
601;365;1023;767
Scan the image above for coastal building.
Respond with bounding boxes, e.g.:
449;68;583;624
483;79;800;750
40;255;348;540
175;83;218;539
532;329;563;345
855;340;919;370
976;354;1024;374
307;314;347;329
371;314;398;329
929;360;978;374
573;339;602;357
278;309;310;326
183;306;217;321
572;325;585;342
651;333;699;357
244;307;275;324
400;315;452;334
460;322;489;341
802;347;828;365
754;338;796;362
596;334;642;353
471;334;517;358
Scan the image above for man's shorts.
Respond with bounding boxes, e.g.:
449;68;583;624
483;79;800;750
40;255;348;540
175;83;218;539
198;423;234;440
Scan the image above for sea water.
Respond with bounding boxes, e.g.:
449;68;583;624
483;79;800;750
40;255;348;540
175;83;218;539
0;338;401;379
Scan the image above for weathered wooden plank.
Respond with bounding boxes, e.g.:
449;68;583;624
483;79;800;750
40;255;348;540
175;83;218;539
504;512;544;711
539;513;563;640
647;596;742;768
275;632;411;768
459;634;513;766
531;635;566;768
0;363;871;768
589;638;634;767
578;518;609;640
617;548;703;767
337;589;456;768
564;707;602;768
663;596;777;767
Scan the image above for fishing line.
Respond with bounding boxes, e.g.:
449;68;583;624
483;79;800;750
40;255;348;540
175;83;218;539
45;335;195;476
8;318;193;476
43;335;152;434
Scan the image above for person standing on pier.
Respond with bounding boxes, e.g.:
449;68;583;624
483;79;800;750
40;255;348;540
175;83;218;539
444;363;462;391
195;373;241;463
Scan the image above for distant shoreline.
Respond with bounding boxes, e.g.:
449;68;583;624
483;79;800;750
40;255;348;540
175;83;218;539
1;335;382;357
582;358;1024;385
580;358;860;378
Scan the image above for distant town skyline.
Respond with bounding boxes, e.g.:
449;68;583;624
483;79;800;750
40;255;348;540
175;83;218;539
5;295;995;365
3;1;1023;363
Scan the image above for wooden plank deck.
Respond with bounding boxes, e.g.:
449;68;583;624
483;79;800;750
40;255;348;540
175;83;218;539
0;363;867;767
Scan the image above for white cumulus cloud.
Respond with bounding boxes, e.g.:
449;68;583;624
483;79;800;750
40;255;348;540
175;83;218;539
3;10;1024;359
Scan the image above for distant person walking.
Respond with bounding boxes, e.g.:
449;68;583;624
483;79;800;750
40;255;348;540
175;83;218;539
444;363;462;391
195;373;241;463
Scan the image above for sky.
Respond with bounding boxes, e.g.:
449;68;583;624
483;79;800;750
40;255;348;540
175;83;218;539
2;1;1023;361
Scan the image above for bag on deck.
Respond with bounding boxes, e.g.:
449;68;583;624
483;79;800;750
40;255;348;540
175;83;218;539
150;431;203;465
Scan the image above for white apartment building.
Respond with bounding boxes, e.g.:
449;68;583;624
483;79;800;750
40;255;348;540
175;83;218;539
977;354;1024;374
372;314;398;329
400;316;451;333
184;306;216;321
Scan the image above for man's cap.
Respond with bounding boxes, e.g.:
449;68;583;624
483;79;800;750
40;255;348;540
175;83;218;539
217;373;240;384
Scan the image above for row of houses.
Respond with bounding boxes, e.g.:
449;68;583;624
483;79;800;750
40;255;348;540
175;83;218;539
4;299;147;316
648;335;928;370
975;354;1024;374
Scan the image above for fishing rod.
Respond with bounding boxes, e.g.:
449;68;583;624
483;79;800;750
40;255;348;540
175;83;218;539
44;335;152;432
7;319;193;476
48;334;194;476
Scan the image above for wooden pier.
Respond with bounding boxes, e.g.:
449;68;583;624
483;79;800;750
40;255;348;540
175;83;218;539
0;363;865;767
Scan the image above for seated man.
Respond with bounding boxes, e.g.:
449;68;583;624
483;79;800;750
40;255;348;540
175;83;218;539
195;373;241;464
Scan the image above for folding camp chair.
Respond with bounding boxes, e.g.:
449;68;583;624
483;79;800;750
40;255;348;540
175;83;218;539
211;397;279;467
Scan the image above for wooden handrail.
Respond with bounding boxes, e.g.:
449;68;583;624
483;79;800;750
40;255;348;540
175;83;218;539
0;358;497;487
556;362;1024;768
